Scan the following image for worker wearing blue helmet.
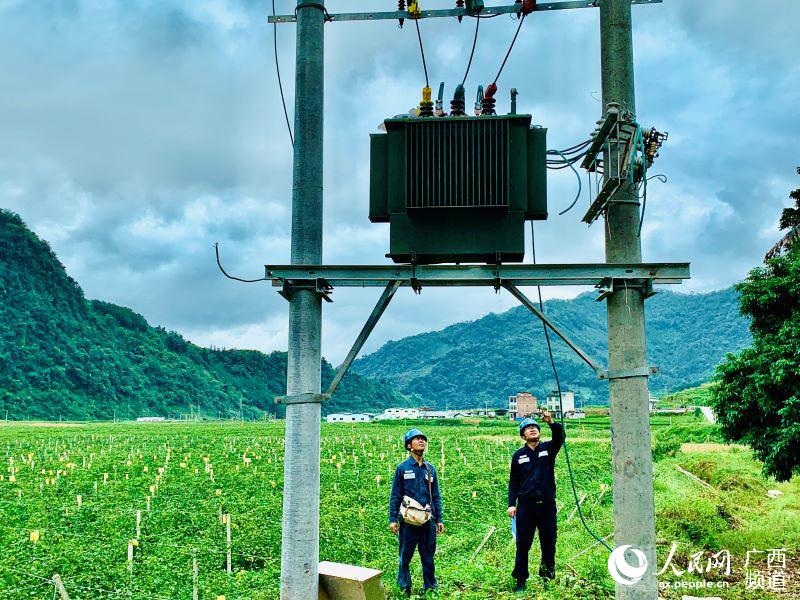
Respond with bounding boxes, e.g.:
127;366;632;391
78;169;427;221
389;428;444;596
508;406;564;592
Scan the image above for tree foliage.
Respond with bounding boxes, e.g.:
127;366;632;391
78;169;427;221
711;168;800;481
0;210;407;420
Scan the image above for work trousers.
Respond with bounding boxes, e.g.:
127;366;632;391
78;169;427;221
397;520;437;591
512;496;557;581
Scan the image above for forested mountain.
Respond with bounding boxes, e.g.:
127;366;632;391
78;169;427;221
0;210;408;420
353;286;751;408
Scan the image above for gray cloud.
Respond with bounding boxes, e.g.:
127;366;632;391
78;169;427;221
1;0;798;363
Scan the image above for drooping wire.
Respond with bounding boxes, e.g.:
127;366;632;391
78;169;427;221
461;16;480;86
547;149;583;216
215;243;268;283
492;13;526;85
414;17;430;88
529;221;613;553
273;0;294;148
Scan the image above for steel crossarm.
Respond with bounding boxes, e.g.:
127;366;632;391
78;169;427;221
268;0;663;24
266;262;690;288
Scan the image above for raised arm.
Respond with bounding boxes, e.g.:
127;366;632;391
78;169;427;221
549;421;565;455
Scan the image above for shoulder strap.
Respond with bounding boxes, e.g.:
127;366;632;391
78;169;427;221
425;462;432;500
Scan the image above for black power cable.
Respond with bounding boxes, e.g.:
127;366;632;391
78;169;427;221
215;243;268;283
492;12;526;85
273;0;294;148
529;221;613;553
414;17;430;88
461;16;480;86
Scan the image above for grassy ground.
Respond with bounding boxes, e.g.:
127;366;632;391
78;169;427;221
0;416;796;599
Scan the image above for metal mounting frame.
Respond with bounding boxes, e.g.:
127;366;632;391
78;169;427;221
266;263;690;289
277;278;333;303
599;366;659;381
268;263;687;401
275;392;331;405
268;0;662;24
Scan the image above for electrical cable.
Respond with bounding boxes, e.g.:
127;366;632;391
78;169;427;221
414;17;430;88
548;139;592;155
529;221;613;553
547;149;583;215
215;243;268;283
273;0;294;148
492;13;526;85
461;15;480;86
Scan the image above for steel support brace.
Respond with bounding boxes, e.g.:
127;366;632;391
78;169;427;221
324;281;402;398
503;283;607;377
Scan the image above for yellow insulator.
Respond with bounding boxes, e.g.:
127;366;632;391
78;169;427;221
408;1;421;17
422;86;432;103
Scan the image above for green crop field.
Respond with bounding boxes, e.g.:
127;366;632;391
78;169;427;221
0;417;797;599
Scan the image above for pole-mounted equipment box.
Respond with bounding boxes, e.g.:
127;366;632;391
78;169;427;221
370;114;547;264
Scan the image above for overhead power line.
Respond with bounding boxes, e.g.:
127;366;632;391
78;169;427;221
273;0;294;148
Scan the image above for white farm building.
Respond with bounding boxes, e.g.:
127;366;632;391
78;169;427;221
325;413;373;423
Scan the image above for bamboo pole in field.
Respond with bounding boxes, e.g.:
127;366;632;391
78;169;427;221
192;550;198;600
469;526;497;562
52;574;70;600
226;514;232;575
566;493;587;522
127;541;135;573
136;510;141;539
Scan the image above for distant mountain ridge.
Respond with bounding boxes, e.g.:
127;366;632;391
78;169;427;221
352;286;751;409
0;210;408;420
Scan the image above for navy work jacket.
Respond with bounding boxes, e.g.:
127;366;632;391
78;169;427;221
389;455;443;524
508;422;565;505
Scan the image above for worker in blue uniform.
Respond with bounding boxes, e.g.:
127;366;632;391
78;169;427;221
389;429;444;596
507;408;565;592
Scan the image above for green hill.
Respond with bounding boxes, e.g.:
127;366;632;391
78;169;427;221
0;210;408;420
353;286;751;409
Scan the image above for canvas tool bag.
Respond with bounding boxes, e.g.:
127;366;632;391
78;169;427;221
399;463;433;526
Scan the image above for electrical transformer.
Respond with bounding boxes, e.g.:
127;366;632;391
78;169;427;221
369;114;547;264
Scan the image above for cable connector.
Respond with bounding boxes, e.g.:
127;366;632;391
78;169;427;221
450;84;466;116
466;0;484;15
474;84;484;115
408;1;422;19
519;0;536;15
643;127;668;167
435;82;446;116
481;82;497;115
419;85;434;117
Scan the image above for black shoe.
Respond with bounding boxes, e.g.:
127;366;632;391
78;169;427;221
514;579;526;592
539;566;555;580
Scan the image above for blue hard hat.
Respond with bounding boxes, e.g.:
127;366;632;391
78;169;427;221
404;428;428;449
519;418;541;437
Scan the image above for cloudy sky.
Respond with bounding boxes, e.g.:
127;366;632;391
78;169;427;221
2;0;798;364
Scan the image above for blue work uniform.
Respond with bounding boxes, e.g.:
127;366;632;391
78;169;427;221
389;455;443;592
508;422;564;581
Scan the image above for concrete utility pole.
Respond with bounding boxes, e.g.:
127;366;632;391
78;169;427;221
600;1;657;598
280;0;325;598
